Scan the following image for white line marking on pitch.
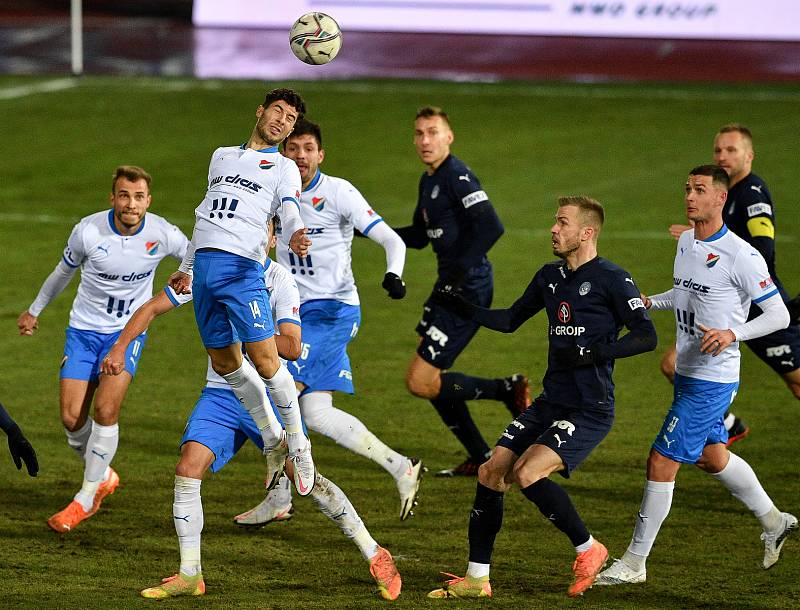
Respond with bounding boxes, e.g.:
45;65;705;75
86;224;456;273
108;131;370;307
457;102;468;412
0;78;78;100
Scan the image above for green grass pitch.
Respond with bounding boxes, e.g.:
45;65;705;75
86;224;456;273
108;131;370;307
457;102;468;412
1;75;799;608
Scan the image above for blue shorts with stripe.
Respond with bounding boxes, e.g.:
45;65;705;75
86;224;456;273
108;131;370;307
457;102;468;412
652;373;739;463
289;300;360;394
192;250;274;349
61;326;147;382
181;386;291;473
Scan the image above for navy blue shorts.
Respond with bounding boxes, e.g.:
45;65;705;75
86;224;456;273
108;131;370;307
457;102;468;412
745;323;800;375
415;266;493;370
496;399;614;478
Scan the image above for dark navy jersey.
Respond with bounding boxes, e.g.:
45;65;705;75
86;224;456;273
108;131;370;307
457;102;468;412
403;154;503;280
724;173;787;301
474;257;655;413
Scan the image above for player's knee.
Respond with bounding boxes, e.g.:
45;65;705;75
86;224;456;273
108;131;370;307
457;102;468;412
788;381;800;401
406;372;437;399
477;460;508;490
61;413;85;432
512;460;544;488
175;457;205;479
252;355;281;380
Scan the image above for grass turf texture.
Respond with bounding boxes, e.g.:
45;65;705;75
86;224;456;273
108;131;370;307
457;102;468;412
1;76;799;609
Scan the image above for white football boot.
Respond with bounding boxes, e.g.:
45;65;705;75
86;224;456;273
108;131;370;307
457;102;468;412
761;512;798;569
595;558;646;586
288;433;315;496
396;458;425;521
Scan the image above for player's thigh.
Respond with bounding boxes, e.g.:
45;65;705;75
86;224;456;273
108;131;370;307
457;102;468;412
93;371;133;424
782;367;800;400
513;443;565;487
176;441;216;479
405;351;442;397
59;378;98;430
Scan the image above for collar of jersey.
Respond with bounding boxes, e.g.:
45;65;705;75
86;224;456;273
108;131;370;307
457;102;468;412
561;255;599;277
303;169;323;192
240;143;279;153
701;224;728;242
107;210;146;236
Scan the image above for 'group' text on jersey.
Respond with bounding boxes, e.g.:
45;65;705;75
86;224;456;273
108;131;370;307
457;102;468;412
60;210;188;333
276;170;384;305
669;226;778;383
191;145;301;265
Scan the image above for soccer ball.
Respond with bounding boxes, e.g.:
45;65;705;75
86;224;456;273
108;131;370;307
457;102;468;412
289;12;342;65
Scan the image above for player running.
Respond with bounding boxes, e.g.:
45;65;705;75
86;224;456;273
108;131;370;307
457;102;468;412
232;119;423;525
102;222;402;601
427;196;657;598
17;165;188;532
169;88;316;497
662;125;800;443
396;106;531;477
596;165;795;587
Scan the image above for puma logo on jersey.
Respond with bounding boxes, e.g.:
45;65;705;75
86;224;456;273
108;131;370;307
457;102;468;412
625;277;635;284
751;185;763;193
548;283;558;293
458;174;471;182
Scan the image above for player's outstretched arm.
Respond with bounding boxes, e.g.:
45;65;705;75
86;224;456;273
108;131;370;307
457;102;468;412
0;401;38;477
18;260;78;335
101;291;176;375
365;222;407;299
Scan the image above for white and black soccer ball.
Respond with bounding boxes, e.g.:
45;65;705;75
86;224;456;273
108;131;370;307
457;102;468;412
289;12;342;65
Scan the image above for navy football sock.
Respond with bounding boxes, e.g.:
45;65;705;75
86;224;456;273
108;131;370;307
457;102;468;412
430;397;490;462
468;483;505;564
439;372;505;402
521;478;590;547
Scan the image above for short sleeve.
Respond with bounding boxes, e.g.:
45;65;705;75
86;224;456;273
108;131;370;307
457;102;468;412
62;222;86;268
166;223;190;259
164;285;192;307
732;246;779;304
338;181;384;236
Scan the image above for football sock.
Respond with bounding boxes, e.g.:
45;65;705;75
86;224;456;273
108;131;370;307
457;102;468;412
575;536;595;553
301;392;408;480
173;476;203;577
627;480;674;559
261;364;304;450
265;474;293;507
468;483;504;564
521;478;590;547
430;397;491;463
222;360;281;447
65;417;93;460
723;411;736;431
310;473;378;561
439;372;505;402
74;422;119;512
466;561;490;579
711;452;776;528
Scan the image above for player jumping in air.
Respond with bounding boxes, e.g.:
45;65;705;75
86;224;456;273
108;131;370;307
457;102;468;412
233;119;423;525
169;88;316;496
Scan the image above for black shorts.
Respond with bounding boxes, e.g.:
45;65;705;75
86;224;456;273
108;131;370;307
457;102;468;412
415;267;493;370
745;323;800;375
495;399;614;478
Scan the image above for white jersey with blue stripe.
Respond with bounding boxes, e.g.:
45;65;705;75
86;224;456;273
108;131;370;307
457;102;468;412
62;210;188;333
275;170;383;306
191;145;302;265
672;225;779;383
164;259;301;388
